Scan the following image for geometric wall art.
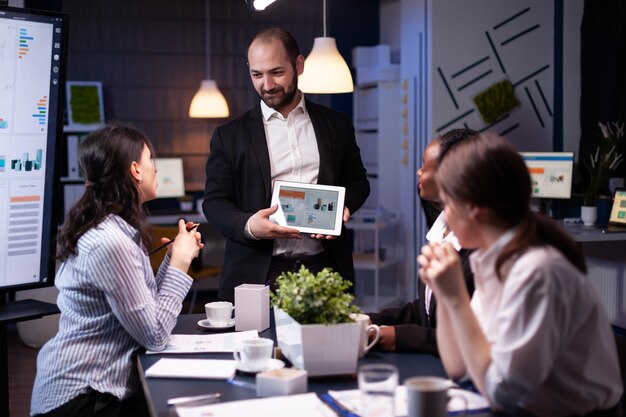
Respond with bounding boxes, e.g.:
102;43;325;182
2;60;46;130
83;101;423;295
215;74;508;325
431;0;554;151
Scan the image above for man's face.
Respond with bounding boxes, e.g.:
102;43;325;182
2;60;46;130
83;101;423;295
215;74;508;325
247;38;304;113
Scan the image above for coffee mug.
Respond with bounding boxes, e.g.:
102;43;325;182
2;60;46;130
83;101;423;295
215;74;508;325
350;313;380;358
405;376;467;417
204;301;233;326
233;338;274;372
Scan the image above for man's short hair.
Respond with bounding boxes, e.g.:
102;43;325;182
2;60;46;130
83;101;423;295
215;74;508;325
247;27;300;68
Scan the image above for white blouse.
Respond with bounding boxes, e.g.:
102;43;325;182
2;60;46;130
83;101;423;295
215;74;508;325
469;230;622;417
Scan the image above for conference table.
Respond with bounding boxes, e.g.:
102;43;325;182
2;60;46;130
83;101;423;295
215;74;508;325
137;313;493;417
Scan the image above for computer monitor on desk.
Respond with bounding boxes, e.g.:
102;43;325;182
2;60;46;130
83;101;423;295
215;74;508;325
520;152;574;216
146;157;191;214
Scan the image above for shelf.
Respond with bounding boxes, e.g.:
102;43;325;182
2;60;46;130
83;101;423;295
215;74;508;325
63;124;103;133
354;294;402;313
60;177;84;183
353;255;401;270
346;219;399;231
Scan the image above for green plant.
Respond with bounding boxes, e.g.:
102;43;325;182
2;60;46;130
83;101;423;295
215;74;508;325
583;122;624;206
270;265;361;325
473;80;520;124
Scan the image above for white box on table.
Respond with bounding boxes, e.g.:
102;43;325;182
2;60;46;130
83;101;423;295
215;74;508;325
256;368;308;397
234;284;269;332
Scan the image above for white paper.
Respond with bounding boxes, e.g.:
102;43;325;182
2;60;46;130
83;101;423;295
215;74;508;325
145;330;258;354
174;393;336;417
145;358;236;379
328;385;490;416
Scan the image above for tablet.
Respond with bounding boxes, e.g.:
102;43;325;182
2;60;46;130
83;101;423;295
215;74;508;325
269;181;346;236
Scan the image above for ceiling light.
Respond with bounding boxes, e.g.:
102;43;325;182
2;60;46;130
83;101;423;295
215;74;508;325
189;0;229;118
245;0;278;11
298;0;354;94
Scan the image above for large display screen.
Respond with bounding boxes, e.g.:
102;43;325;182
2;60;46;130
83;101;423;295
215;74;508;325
520;152;574;199
0;6;67;290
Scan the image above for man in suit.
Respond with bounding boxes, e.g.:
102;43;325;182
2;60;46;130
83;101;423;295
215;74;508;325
367;128;476;354
202;28;369;302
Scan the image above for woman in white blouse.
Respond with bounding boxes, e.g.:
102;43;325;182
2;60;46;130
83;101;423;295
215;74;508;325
418;132;622;417
32;123;203;417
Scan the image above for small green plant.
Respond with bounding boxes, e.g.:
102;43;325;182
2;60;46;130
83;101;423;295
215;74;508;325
271;265;361;325
473;79;520;124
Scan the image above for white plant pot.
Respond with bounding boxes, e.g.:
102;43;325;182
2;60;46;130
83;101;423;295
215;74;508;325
581;205;597;226
274;307;361;377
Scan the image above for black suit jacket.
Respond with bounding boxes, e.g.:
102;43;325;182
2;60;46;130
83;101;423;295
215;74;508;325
368;248;475;355
202;99;370;301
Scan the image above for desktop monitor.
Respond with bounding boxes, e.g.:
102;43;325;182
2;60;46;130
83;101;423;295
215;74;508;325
520;152;574;199
155;157;185;198
0;6;67;292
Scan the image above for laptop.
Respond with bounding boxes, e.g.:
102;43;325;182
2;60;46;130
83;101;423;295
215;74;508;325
599;188;626;233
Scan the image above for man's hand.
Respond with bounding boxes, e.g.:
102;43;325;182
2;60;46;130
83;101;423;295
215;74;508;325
310;207;351;240
375;326;396;351
249;205;302;240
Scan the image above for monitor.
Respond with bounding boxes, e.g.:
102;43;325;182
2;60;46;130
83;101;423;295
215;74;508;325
520;152;574;199
0;6;67;292
155;157;185;198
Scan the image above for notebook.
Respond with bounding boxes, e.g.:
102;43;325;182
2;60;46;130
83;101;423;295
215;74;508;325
598;188;626;233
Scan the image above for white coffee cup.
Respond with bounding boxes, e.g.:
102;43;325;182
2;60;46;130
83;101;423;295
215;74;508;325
204;301;233;326
405;376;467;417
350;313;380;358
233;338;274;372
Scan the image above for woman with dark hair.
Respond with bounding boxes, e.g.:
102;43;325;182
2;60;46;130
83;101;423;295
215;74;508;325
31;123;203;417
418;132;622;416
368;128;476;354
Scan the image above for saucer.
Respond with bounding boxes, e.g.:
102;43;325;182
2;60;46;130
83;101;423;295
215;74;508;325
197;318;235;329
235;358;285;374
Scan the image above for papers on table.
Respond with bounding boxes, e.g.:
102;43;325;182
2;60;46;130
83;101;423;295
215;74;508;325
145;330;258;354
145;358;236;380
328;386;490;416
171;386;490;417
174;392;336;417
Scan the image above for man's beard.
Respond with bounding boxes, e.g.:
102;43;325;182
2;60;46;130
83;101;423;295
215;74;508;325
260;73;298;110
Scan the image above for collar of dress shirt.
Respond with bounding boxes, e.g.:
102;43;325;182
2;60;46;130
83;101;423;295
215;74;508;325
260;91;307;121
426;212;462;250
107;213;142;246
469;227;516;280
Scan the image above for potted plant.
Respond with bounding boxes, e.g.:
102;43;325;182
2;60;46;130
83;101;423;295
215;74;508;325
271;266;362;376
582;122;624;225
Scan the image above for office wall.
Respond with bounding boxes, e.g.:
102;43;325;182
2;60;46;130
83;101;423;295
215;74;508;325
62;0;377;191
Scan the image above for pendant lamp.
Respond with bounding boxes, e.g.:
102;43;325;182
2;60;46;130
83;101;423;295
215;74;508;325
246;0;278;11
298;0;354;94
189;0;229;118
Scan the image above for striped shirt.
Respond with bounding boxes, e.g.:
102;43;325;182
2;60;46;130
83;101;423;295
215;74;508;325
31;214;192;415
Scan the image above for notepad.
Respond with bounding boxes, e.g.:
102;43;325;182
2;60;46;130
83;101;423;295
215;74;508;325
174;393;333;417
145;358;236;380
145;330;258;354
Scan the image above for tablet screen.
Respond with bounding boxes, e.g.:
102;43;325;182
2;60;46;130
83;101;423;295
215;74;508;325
270;181;346;236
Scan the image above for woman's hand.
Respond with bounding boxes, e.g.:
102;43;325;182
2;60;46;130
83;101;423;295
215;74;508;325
169;219;204;273
417;242;468;307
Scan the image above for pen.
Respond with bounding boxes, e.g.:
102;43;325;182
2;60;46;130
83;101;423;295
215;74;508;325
167;392;221;407
149;222;200;256
317;393;360;417
227;377;256;391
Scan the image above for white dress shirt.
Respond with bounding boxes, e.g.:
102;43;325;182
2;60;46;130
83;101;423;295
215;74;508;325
469;229;622;416
246;94;323;257
424;212;461;316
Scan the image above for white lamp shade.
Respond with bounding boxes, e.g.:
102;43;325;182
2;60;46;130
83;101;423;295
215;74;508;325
299;37;354;94
189;79;230;118
251;0;277;10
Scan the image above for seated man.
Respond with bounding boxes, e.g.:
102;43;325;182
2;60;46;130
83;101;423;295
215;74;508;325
367;128;476;354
